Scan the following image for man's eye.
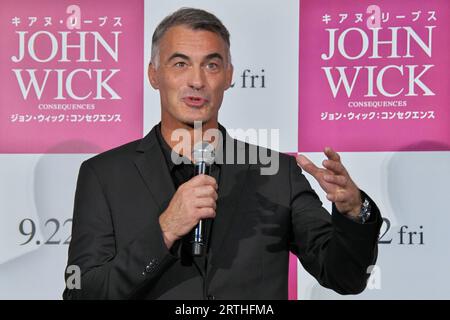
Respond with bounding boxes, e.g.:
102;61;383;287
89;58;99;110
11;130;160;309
174;62;187;67
206;62;220;70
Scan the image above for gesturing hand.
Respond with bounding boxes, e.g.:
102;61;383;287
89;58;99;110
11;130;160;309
296;147;362;218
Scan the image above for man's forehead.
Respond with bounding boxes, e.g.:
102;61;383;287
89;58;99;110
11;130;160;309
159;25;228;54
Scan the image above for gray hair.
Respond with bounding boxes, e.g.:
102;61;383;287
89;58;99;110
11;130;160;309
150;7;232;68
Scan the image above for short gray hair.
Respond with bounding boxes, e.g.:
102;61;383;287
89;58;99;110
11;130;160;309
151;7;231;67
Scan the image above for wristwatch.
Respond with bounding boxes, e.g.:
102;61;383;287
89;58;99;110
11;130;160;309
359;198;371;223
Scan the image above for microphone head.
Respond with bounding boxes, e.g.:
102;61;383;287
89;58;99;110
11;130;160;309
192;141;215;165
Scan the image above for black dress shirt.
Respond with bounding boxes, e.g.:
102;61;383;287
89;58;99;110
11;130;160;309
155;123;222;276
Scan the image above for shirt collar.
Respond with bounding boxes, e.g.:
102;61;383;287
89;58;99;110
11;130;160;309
155;122;226;171
156;123;190;172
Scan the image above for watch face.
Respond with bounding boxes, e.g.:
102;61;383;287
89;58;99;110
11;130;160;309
360;198;371;222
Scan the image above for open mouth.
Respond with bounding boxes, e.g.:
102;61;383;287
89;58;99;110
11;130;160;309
182;96;208;108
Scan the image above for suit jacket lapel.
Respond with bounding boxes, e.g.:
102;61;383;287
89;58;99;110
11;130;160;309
208;132;250;268
134;126;176;213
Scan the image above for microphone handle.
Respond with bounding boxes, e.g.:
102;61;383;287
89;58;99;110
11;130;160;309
192;162;211;256
195;162;210;175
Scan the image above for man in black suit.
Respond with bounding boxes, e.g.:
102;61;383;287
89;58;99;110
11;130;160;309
63;8;382;300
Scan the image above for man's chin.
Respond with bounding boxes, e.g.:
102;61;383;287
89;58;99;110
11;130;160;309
180;117;211;128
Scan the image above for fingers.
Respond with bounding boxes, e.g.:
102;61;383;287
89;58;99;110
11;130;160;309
197;207;216;219
321;147;346;174
323;174;348;187
324;146;340;161
194;197;217;210
322;159;346;175
296;154;319;176
161;175;218;244
189;174;218;189
297;151;345;177
296;147;361;213
195;185;218;200
326;189;348;202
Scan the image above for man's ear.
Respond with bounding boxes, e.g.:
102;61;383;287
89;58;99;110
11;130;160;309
224;64;234;90
148;63;159;89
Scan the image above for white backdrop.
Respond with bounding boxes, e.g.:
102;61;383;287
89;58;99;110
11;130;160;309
0;0;449;299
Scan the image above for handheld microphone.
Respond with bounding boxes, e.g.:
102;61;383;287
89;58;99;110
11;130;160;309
191;141;215;256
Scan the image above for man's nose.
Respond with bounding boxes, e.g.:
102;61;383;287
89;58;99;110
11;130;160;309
187;66;205;90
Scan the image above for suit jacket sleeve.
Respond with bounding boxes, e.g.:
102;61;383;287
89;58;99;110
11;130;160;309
288;156;382;294
63;161;177;300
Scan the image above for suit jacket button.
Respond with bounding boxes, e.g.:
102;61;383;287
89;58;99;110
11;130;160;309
207;295;215;300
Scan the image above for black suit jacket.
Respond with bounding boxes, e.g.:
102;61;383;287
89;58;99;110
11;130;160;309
63;124;382;300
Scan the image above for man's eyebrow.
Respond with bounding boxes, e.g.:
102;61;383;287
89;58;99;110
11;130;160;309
167;52;190;62
204;53;224;61
166;52;225;63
